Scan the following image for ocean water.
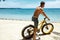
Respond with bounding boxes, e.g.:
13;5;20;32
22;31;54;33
0;8;60;22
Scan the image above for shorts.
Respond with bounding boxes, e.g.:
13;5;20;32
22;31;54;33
32;17;38;28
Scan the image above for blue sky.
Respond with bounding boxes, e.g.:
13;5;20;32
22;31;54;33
0;0;60;8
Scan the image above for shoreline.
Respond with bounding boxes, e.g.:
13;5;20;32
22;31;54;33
0;18;60;23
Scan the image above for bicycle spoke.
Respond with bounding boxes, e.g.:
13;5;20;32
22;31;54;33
24;26;34;37
43;24;53;33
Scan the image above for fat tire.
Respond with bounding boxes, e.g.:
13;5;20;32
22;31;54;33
42;23;54;34
21;25;34;39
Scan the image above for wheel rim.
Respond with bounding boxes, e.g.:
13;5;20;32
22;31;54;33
24;27;34;37
43;24;53;33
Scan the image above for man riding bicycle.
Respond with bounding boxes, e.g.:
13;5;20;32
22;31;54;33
32;1;50;40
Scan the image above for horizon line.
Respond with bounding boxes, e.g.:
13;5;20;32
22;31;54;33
0;8;59;9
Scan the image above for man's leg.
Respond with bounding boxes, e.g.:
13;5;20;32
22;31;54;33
33;19;38;40
33;28;38;40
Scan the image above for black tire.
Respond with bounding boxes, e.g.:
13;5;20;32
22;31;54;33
21;25;34;39
41;23;54;34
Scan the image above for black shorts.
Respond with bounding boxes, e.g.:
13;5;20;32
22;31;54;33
32;17;38;28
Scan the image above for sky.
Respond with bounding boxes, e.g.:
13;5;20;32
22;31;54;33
0;0;60;8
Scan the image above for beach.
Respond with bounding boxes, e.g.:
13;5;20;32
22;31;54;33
0;19;60;40
0;8;60;40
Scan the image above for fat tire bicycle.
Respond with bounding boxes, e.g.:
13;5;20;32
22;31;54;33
21;18;54;39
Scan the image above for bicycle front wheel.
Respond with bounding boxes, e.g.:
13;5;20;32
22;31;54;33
41;23;54;34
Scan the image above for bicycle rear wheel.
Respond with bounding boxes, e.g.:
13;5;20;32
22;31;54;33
42;23;54;34
21;25;34;39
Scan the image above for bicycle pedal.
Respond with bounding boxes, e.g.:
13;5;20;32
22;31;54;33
37;34;41;36
36;33;40;36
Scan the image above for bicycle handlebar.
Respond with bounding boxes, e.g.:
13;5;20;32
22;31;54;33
44;17;50;21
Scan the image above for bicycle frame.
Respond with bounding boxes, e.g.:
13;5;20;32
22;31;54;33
38;18;47;30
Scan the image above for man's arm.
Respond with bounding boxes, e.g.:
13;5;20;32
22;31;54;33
42;12;50;20
39;9;50;20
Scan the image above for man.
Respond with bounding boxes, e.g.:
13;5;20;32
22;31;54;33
32;1;50;40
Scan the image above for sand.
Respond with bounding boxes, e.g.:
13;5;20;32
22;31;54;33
0;19;60;40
